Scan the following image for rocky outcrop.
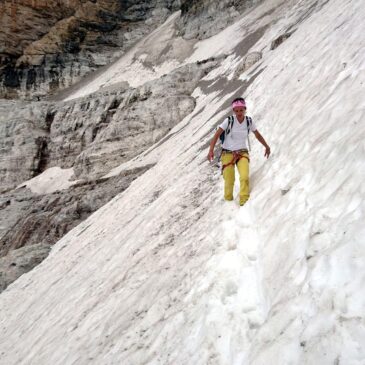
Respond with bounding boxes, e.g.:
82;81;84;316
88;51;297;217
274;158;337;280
0;0;181;99
178;0;262;39
233;51;262;78
270;31;295;50
0;243;51;293
0;100;51;192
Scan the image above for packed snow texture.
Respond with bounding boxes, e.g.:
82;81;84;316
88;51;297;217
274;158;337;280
17;167;77;195
1;0;365;364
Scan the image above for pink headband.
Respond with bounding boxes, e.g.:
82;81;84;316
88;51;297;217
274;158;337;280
232;100;246;109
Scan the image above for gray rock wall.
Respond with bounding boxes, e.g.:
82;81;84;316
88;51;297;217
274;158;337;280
0;0;181;100
0;243;51;293
179;0;262;39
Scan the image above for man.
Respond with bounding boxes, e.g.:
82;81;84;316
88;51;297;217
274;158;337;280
207;97;270;206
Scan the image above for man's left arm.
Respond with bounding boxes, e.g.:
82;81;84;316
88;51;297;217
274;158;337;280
253;130;271;158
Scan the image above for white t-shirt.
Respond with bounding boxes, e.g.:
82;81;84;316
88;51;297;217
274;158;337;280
219;116;257;151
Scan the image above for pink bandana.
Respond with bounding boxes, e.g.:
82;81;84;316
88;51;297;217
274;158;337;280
232;100;246;109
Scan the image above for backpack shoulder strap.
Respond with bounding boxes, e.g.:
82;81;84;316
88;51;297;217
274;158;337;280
246;116;252;133
219;116;233;144
246;116;252;151
228;115;234;127
226;115;234;135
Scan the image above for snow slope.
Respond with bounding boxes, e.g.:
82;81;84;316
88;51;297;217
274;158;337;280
17;167;77;195
1;0;364;364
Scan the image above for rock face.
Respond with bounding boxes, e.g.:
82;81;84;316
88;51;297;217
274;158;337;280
233;51;262;78
271;31;295;50
0;0;181;99
178;0;262;39
0;243;51;293
0;100;51;191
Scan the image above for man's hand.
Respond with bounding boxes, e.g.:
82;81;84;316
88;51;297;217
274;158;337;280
207;149;214;162
264;146;271;158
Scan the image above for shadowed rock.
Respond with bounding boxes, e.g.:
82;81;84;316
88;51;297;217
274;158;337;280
0;0;181;99
0;243;51;293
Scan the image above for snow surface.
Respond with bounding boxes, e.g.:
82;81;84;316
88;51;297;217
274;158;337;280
64;12;188;101
17;166;77;195
1;0;365;364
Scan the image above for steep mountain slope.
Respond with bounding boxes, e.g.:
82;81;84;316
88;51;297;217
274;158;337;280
0;0;273;289
0;0;181;99
0;0;364;364
0;0;260;100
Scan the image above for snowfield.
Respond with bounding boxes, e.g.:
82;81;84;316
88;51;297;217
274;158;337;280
0;0;364;364
17;167;77;195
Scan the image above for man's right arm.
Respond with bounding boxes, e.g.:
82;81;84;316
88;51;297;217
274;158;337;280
207;128;224;161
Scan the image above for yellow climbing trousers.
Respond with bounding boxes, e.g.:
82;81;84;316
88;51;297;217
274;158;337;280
221;150;250;205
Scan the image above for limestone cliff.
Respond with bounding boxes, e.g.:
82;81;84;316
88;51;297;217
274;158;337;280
0;0;181;99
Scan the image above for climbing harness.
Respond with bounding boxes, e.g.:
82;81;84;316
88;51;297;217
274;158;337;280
221;149;250;173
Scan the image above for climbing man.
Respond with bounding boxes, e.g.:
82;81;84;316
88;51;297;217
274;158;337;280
207;97;271;206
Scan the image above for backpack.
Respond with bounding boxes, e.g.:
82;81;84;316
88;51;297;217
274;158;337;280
219;115;252;145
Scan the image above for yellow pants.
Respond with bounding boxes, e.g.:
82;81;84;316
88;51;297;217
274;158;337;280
221;151;250;205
